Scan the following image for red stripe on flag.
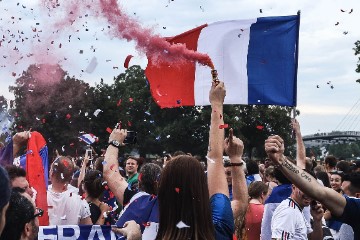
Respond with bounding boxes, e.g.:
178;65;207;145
145;24;208;108
26;132;49;226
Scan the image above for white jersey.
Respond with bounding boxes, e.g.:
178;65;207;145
47;186;90;225
271;198;312;240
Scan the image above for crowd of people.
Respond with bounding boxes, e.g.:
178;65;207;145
1;80;360;240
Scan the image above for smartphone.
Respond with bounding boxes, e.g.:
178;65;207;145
124;131;137;145
86;149;93;160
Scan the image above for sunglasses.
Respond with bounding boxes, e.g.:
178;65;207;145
29;208;44;221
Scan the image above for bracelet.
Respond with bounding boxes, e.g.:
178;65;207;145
224;162;244;167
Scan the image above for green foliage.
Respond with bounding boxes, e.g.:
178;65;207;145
9;64;295;160
328;141;360;159
354;40;360;82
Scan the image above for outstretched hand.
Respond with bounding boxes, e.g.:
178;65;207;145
112;220;142;240
224;128;244;158
109;129;127;144
264;135;285;165
291;118;301;134
209;81;226;105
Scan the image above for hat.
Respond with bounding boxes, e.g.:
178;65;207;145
0;166;11;210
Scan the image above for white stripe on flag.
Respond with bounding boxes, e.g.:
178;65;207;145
194;19;257;105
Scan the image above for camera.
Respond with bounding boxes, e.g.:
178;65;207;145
124;131;137;145
86;148;93;160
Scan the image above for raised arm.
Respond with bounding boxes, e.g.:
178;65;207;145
78;154;90;189
103;129;128;205
292;119;306;169
264;135;346;217
224;129;248;219
207;81;228;197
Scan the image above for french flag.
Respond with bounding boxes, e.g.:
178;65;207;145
145;14;300;108
78;133;98;145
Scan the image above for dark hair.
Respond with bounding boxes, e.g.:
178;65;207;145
274;167;291;184
316;171;330;188
172;151;186;157
325;155;337;168
0;191;35;240
94;157;104;173
343;172;360;195
0;166;11;218
336;160;351;174
51;156;74;183
156;155;215;240
248;181;269;199
4;165;26;181
126;157;139;165
246;160;259;175
138;163;161;195
329;170;344;181
84;170;104;199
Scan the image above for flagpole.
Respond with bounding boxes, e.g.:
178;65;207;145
293;10;301;107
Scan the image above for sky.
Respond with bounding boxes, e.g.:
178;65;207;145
1;0;360;135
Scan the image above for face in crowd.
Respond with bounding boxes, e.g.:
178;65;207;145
292;185;312;208
330;173;342;192
125;158;138;175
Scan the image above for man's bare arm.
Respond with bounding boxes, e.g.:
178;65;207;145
265;135;346;217
207;81;228;197
103;129;128;205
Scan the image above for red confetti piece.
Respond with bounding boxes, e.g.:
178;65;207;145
127;121;132;127
70;143;75;147
109;191;115;199
124;55;133;68
106;127;112;134
220;114;222;119
63;160;69;168
12;72;17;77
142;222;151;227
110;164;115;170
175;187;180;193
219;124;229;129
117;99;122;106
256;125;264;130
48;206;53;209
129;98;133;102
66;113;71;119
104;185;109;190
42;118;46;123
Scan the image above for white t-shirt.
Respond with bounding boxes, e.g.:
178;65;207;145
47;186;91;225
271;198;312;240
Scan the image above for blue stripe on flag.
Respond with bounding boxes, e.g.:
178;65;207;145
247;15;300;106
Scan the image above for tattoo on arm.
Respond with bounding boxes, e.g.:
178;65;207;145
281;159;311;182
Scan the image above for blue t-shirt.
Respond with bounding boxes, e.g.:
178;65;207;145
336;196;360;240
211;193;234;240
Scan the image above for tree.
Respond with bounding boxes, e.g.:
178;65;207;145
9;64;295;160
354;40;360;83
9;64;96;157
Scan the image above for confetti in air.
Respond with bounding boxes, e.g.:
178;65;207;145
176;221;190;229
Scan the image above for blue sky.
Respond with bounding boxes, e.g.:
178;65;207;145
1;0;360;135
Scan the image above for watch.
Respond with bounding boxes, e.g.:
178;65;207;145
108;140;121;148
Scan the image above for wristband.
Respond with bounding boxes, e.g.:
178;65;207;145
224;162;244;167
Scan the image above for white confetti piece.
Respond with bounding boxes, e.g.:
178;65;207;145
166;135;170;138
103;211;108;218
176;221;190;229
112;201;119;212
93;109;102;117
61;173;64;179
102;181;107;186
206;156;215;164
85;56;98;74
84;112;89;117
61;145;65;152
61;215;67;220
